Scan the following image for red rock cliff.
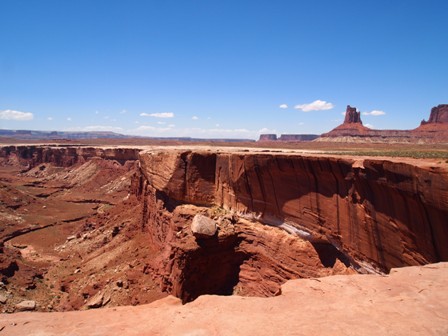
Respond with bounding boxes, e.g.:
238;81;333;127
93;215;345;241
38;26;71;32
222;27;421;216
138;148;448;276
421;104;448;124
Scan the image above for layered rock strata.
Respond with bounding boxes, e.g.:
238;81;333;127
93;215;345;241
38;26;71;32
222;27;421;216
0;145;140;167
135;148;448;301
1;145;447;306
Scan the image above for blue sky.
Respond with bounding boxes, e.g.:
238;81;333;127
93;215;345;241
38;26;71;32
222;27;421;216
1;0;447;139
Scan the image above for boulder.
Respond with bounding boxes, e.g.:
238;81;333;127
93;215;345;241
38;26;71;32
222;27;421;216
0;293;7;304
191;214;217;239
15;300;36;311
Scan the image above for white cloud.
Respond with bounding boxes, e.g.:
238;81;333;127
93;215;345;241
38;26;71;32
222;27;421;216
363;110;385;116
129;125;265;139
168;124;175;128
0;109;34;121
120;109;127;114
294;100;334;112
83;125;123;132
64;125;124;132
364;123;375;128
67;117;72;121
157;121;166;125
341;112;346;116
134;125;174;133
95;110;99;114
140;112;174;118
298;122;304;126
215;124;220;127
192;116;199;120
47;117;53;121
279;104;288;109
258;127;277;134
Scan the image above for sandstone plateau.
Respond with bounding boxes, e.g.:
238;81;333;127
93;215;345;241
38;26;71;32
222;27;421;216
0;144;447;335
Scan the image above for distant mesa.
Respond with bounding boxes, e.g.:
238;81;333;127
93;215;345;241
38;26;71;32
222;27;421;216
258;134;319;142
421;104;448;124
259;104;448;143
320;104;448;143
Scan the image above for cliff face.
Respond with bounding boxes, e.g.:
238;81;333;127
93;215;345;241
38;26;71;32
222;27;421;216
344;105;362;124
138;148;448;276
421;104;448;124
1;145;447;306
0;145;140;167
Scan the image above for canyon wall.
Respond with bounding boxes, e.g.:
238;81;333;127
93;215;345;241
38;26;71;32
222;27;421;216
138;148;448;275
0;145;140;167
1;146;447;304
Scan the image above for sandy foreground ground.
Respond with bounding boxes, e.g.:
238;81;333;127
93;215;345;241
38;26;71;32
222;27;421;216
0;262;447;336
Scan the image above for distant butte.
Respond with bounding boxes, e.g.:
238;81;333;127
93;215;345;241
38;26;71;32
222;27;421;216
259;104;448;143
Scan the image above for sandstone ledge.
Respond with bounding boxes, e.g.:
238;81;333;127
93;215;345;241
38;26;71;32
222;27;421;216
0;262;447;336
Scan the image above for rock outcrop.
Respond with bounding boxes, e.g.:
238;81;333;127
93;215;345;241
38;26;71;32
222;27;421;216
258;134;278;141
1;263;447;336
421;104;448;124
344;105;362;124
1;145;447;311
258;134;318;141
0;145;140;167
320;104;448;143
132;147;448;302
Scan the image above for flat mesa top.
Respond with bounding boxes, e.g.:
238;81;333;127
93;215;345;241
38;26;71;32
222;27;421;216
133;146;448;172
1;143;447;170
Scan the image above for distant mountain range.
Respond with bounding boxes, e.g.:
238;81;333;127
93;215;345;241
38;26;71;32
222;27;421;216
0;129;254;142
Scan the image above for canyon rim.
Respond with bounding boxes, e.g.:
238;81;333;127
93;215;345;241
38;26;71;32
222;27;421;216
0;142;447;335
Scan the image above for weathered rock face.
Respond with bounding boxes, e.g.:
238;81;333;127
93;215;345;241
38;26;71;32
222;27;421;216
344;105;362;124
137;148;448;282
421;104;448;124
1;145;447;309
259;134;278;141
278;134;319;141
0;146;140;167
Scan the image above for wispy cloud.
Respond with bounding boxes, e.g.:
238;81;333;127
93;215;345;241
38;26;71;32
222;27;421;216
363;110;385;116
67;117;72;121
130;125;276;139
294;100;334;112
0;110;34;121
120;109;127;114
47;117;53;121
279;104;288;109
83;125;123;132
64;125;124;132
364;123;375;128
192;116;199;120
140;112;174;118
